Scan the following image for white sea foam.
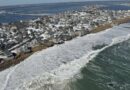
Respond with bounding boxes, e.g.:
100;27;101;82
0;10;6;14
0;23;130;90
15;13;51;16
7;12;51;16
18;34;130;90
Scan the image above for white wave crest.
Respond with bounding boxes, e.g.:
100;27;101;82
17;34;130;90
0;23;130;90
0;10;6;14
7;12;51;16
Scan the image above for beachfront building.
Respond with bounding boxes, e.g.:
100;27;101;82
0;5;130;61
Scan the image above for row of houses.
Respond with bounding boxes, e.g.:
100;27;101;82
0;5;130;62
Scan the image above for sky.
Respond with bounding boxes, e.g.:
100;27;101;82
0;0;111;6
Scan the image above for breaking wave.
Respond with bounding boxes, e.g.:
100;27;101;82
17;33;130;90
0;23;130;90
7;12;51;16
0;11;50;16
0;10;6;14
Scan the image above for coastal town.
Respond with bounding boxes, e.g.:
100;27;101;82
0;5;130;70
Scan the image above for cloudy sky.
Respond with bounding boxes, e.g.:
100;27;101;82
0;0;121;6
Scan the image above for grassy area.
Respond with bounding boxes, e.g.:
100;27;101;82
91;23;112;33
0;53;32;71
91;16;130;33
0;44;48;71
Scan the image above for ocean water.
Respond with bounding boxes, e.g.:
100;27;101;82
0;1;130;23
0;1;130;90
16;23;130;90
0;23;128;90
71;39;130;90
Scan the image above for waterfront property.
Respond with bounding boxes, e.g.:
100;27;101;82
0;5;130;70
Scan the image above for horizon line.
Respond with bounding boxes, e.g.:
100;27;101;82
0;0;127;7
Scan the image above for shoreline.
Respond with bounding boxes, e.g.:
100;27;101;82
91;16;130;33
1;22;130;90
21;31;130;90
0;16;130;71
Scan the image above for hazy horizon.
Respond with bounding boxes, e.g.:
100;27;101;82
0;0;125;6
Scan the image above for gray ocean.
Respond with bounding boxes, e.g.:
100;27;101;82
70;36;130;90
14;23;130;90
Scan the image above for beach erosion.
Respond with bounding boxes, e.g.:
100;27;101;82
0;22;130;90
